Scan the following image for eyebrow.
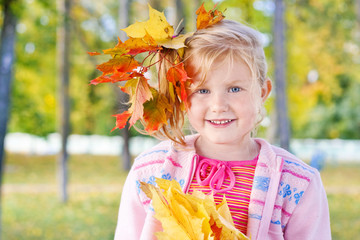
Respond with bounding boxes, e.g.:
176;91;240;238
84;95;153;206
225;78;248;85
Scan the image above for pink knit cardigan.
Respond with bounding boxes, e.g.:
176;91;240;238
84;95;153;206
115;135;331;240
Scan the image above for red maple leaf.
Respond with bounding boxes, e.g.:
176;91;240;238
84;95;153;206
166;62;189;102
111;111;132;131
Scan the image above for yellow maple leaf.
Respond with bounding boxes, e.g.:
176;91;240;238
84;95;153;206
122;4;174;43
140;178;250;240
141;180;192;240
160;32;194;49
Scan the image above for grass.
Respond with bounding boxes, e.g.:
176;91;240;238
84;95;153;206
4;154;129;184
3;154;128;240
321;163;360;240
3;192;120;240
3;153;360;239
328;193;360;239
321;163;360;188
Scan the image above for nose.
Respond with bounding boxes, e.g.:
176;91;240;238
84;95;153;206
210;93;228;113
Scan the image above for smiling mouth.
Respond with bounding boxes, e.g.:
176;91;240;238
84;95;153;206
208;119;234;125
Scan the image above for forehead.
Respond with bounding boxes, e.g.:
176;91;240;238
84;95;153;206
192;58;253;86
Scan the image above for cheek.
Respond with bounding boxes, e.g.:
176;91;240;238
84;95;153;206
235;97;261;122
247;91;263;110
186;111;199;132
186;104;200;121
186;100;204;125
187;96;203;113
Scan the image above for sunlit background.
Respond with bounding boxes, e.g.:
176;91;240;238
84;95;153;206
1;0;360;239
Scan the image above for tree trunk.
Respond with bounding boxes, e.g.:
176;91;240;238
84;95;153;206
122;122;131;170
57;0;72;202
118;0;130;42
0;0;17;236
175;0;185;33
118;0;132;170
115;89;131;171
273;0;290;150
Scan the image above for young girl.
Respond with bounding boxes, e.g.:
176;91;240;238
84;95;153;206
111;8;331;240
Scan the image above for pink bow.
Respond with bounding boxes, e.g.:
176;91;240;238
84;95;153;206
195;158;235;194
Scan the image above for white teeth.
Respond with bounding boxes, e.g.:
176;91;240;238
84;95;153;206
210;120;232;124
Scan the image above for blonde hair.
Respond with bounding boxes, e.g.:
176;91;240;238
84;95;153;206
184;20;267;88
149;20;268;145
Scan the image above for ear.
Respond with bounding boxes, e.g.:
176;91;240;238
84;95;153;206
261;78;272;103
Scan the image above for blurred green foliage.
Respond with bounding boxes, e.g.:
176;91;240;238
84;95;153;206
2;0;360;138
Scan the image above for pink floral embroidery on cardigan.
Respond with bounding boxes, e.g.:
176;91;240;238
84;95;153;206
251;199;292;218
282;169;311;182
134;157;182;170
166;156;183;168
274;205;292;217
251;199;265;206
134;160;165;170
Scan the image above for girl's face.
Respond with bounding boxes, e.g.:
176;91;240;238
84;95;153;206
187;58;271;155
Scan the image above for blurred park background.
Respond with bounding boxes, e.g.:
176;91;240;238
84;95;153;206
1;0;360;239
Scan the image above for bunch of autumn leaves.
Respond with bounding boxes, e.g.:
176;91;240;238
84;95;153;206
141;178;250;240
89;4;224;134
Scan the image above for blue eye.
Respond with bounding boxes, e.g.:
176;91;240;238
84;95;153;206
229;87;241;93
197;89;209;94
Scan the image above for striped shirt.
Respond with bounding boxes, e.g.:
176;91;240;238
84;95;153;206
188;155;258;234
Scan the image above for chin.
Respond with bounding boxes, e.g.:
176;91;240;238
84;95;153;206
206;135;241;146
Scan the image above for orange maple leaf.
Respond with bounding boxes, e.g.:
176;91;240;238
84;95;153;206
124;34;162;55
96;55;140;76
90;75;114;85
122;76;153;127
106;36;161;56
103;47;129;57
196;3;225;30
166;63;189;103
91;71;144;85
143;89;172;133
91;56;141;85
102;38;129;57
111;111;131;131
